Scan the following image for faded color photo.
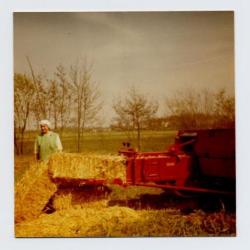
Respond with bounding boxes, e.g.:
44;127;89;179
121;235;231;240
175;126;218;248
14;12;235;237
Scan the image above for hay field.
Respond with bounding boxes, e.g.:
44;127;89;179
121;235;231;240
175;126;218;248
15;199;236;237
14;154;236;237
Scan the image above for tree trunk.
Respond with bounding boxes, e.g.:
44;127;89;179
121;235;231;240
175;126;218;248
77;124;81;152
137;123;141;151
14;130;20;155
77;108;81;152
20;132;24;155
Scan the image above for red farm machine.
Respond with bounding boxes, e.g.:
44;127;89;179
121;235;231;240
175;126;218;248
118;128;235;198
49;128;235;212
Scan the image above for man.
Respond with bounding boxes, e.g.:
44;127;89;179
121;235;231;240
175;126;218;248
34;120;63;162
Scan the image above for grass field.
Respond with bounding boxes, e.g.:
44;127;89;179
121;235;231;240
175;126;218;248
20;130;177;154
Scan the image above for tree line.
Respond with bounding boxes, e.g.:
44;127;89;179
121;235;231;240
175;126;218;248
14;60;235;154
14;60;101;154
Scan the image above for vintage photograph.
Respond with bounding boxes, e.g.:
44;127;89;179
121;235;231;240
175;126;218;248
14;11;235;237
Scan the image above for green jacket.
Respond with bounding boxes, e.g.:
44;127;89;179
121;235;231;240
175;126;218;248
34;131;63;161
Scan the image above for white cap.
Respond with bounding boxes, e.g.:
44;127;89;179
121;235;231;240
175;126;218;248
39;119;51;128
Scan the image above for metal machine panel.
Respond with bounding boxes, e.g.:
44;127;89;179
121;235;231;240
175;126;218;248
199;157;235;178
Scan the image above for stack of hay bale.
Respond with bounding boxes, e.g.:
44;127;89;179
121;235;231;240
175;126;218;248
15;152;127;224
15;162;57;223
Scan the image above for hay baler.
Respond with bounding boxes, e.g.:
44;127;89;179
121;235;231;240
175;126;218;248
118;128;235;197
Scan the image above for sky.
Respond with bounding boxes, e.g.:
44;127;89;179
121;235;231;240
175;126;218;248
14;12;234;126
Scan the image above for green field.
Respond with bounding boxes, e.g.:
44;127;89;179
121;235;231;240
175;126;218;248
19;130;177;155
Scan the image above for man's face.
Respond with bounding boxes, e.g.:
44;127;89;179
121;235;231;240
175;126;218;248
40;124;49;134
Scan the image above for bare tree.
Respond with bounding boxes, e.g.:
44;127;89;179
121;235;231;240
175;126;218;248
47;79;60;130
26;57;48;124
14;73;35;154
213;89;235;128
165;88;235;129
46;65;73;132
69;61;102;152
15;58;102;154
165;89;213;128
55;65;72;133
113;87;158;150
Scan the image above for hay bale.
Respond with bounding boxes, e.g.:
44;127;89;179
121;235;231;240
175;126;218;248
15;161;57;223
48;153;126;183
53;193;72;210
52;188;109;210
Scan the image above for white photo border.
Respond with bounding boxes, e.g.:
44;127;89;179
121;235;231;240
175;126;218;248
1;0;250;249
